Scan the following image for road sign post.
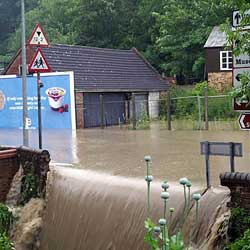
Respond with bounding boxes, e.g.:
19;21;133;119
200;141;243;188
28;23;50;149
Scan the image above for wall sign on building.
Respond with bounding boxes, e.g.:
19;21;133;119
0;72;76;129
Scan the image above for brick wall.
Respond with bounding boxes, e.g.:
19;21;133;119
0;150;19;202
75;92;84;128
208;72;232;92
220;172;250;209
5;47;35;75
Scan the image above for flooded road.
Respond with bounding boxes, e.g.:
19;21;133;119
1;124;250;186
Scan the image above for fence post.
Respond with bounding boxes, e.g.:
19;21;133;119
132;93;136;130
204;87;209;130
99;94;104;129
197;96;202;130
167;90;171;130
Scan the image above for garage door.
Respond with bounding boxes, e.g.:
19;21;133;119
84;93;126;128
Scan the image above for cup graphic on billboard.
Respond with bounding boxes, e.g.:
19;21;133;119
0;90;6;110
46;87;67;112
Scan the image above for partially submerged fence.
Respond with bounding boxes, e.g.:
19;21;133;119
78;91;237;130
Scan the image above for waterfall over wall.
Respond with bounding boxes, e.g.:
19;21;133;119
40;167;229;250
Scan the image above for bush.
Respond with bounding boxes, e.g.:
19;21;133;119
227;230;250;250
160;82;237;122
0;204;14;235
0;233;14;250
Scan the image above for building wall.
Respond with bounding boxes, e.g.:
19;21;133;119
208;72;232;92
205;47;232;92
75;92;84;129
148;92;159;119
5;47;35;75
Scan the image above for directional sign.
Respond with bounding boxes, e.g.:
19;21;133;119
233;68;250;111
234;53;250;68
28;48;51;73
239;113;250;130
27;23;49;47
232;10;250;29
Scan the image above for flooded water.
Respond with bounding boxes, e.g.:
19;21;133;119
40;167;229;250
1;123;250;187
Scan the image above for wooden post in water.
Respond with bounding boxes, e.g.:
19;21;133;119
100;94;104;129
204;87;209;130
167;90;171;130
132;93;136;130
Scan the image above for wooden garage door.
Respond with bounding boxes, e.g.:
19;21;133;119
84;93;126;128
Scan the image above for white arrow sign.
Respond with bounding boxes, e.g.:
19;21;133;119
27;23;49;47
232;10;250;29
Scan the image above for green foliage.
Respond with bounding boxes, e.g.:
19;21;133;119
230;72;250;105
229;208;250;241
144;219;160;250
20;173;39;205
227;230;250;250
154;0;232;80
160;83;237;123
0;204;14;235
0;233;14;250
136;109;150;130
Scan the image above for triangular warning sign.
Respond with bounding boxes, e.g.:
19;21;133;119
29;48;51;73
27;23;50;47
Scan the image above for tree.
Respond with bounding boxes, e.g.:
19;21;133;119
154;0;232;82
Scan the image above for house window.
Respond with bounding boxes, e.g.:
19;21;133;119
220;51;232;70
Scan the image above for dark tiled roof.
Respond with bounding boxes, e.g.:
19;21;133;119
42;44;168;92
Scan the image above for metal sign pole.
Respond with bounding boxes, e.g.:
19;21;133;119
230;142;235;172
205;141;211;188
21;0;29;146
37;72;42;149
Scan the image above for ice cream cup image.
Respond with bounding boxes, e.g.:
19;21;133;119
0;90;6;110
46;87;66;110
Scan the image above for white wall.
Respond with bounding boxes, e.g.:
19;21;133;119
148;92;160;119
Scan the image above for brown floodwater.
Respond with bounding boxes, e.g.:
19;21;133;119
1;123;250;186
40;167;229;250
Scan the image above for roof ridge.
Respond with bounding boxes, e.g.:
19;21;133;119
52;44;133;53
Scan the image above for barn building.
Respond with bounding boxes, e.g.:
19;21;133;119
3;44;169;128
204;26;232;91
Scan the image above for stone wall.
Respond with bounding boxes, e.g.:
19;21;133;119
208;72;232;92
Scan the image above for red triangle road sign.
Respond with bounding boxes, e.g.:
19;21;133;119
29;48;51;73
27;23;50;47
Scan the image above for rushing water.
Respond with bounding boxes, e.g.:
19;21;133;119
40;167;229;250
1;124;250;186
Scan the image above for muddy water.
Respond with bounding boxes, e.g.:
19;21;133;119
1;126;250;186
40;167;229;250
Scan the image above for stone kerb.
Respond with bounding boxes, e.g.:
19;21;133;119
220;172;250;209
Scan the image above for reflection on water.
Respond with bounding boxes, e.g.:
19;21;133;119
1;123;250;186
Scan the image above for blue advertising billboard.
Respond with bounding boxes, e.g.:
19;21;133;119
0;72;76;129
